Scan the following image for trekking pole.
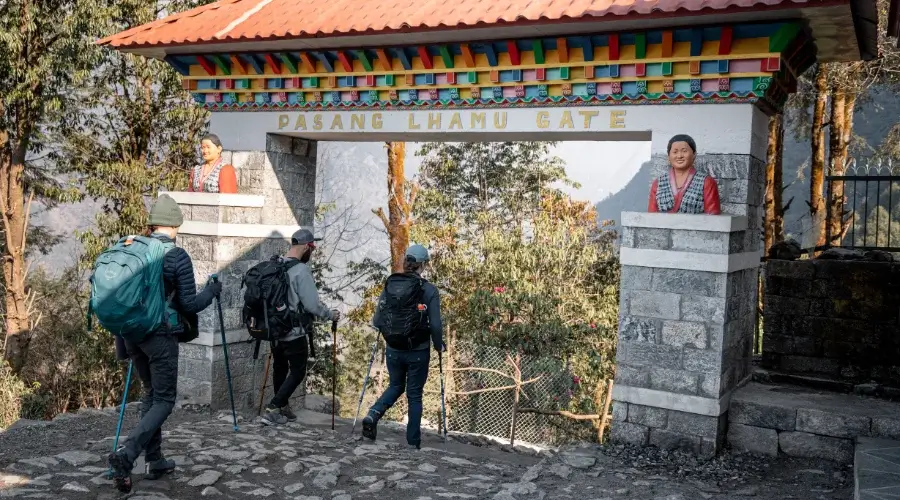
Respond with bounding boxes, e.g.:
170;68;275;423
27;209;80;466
107;358;133;479
212;275;239;432
331;319;338;431
257;352;272;416
438;350;448;441
351;335;379;435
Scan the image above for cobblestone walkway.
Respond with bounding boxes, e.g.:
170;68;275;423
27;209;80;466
0;405;853;499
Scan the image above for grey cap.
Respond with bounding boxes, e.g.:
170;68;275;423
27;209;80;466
291;228;322;247
405;244;430;263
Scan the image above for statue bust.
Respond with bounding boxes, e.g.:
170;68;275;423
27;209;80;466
648;134;721;215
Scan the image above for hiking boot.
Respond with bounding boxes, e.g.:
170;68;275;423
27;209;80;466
362;411;379;441
145;458;176;480
261;406;288;426
281;404;297;422
107;451;132;493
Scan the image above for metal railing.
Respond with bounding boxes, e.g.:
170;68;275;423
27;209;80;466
824;159;900;252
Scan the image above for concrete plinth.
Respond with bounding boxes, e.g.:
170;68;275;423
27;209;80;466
168;134;317;412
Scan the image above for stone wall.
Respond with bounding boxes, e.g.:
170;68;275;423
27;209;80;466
762;258;900;386
611;212;761;457
172;134;318;412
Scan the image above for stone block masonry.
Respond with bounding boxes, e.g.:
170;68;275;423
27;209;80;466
762;258;900;386
611;209;763;458
169;133;317;411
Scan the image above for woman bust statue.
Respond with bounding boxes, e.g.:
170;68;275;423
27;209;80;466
648;134;721;215
189;134;238;194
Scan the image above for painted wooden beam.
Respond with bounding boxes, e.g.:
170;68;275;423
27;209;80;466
580;37;594;62
375;49;392;71
263;54;282;74
354;50;373;71
196;56;217;76
244;55;264;75
635;33;646;59
299;52;317;73
337;51;353;72
395;49;412;70
557;38;569;63
719;26;733;55
315;52;334;73
661;31;673;58
460;44;476;68
417;46;433;69
164;56;190;76
690;30;704;57
438;46;454;68
230;55;247;75
608;34;619;61
483;44;498;66
278;53;298;74
507;41;521;65
532;39;544;64
770;22;801;52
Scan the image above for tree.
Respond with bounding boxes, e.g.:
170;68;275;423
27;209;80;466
764;114;788;254
373;142;414;272
809;65;829;247
59;0;211;265
0;0;106;372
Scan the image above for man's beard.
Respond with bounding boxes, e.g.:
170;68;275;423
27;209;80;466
300;247;313;263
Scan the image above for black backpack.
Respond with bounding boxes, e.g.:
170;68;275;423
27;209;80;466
241;256;301;343
375;273;430;350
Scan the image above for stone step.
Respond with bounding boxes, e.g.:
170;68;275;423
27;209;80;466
855;437;900;500
727;382;900;463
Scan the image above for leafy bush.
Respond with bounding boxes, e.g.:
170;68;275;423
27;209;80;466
0;358;36;430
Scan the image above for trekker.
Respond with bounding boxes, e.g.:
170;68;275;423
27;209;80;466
106;194;222;492
261;229;340;426
363;245;444;449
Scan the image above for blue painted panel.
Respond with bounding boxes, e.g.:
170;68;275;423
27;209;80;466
622;82;639;95
339;76;355;87
609;65;620;78
718;60;730;73
375;76;388;86
457;73;471;85
646;63;664;77
301;78;317;89
700;61;720;74
267;78;283;89
674;80;692;93
254;93;269;104
730;77;754;92
546;68;563;80
544;38;558;50
524;85;541;98
499;70;518;83
572;83;588;95
595;66;611;78
619;33;636;45
438;89;452;100
424;73;436;85
288;93;304;104
196;80;218;90
594;35;609;47
414;74;428;85
479;88;493;99
223;93;238;104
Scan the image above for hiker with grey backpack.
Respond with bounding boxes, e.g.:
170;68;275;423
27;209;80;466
241;229;340;426
362;245;444;449
89;194;221;493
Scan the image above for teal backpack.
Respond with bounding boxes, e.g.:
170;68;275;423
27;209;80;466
88;235;176;342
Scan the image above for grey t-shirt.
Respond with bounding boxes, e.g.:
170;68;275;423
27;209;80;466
280;257;332;343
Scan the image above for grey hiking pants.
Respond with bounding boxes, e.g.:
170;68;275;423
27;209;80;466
121;332;179;468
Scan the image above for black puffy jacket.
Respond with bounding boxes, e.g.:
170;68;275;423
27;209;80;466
156;234;216;335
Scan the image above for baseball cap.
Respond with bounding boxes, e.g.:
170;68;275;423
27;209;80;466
405;244;430;263
291;228;322;247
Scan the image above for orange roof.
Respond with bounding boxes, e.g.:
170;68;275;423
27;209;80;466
99;0;825;50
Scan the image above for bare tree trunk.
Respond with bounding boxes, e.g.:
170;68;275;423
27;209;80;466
374;142;417;273
826;91;856;245
765;113;785;254
811;65;829;248
0;143;32;373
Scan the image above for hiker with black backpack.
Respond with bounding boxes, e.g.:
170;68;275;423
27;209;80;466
94;194;222;493
242;228;339;426
362;244;444;449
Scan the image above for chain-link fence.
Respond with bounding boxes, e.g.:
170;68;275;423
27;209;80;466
350;340;606;446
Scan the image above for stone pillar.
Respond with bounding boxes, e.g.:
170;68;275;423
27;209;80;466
610;105;768;457
168;134;317;412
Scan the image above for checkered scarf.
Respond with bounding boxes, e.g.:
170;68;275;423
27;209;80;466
655;169;708;214
192;158;224;193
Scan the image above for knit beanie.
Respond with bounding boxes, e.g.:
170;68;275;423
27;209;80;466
148;194;184;227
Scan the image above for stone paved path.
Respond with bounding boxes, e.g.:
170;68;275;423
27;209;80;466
0;404;853;499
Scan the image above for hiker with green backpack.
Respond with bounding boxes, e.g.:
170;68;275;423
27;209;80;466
90;194;222;493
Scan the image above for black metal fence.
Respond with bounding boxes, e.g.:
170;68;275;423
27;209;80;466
824;160;900;252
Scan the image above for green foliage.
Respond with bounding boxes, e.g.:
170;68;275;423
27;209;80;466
59;0;211;265
0;358;36;430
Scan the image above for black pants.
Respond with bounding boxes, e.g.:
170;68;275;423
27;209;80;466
269;336;308;408
121;332;179;468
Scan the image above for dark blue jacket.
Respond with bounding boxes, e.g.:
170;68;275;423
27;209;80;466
155;233;215;335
